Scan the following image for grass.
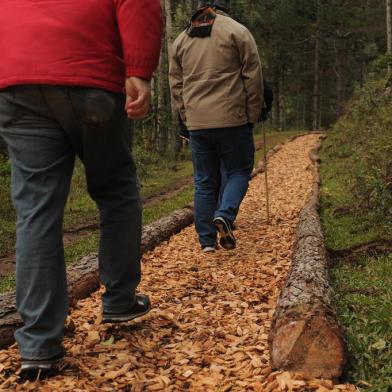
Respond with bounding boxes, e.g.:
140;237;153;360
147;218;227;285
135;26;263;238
0;130;303;294
319;141;387;251
321;171;392;391
64;232;100;265
320;71;392;390
0;273;15;294
331;255;392;391
143;186;194;224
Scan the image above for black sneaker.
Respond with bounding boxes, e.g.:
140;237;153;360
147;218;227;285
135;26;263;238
20;350;65;381
102;293;151;323
214;216;236;250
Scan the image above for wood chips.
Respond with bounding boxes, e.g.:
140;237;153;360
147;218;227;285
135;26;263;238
0;135;358;391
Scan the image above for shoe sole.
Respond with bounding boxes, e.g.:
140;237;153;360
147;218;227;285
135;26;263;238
21;355;64;371
102;304;151;324
214;218;236;250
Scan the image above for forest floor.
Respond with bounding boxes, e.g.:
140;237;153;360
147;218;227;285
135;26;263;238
0;130;301;292
320;126;392;390
0;134;357;391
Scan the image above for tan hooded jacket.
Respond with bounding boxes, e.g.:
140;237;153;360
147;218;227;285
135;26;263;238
169;13;263;131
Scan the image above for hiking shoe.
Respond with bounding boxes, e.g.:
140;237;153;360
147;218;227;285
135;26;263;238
202;246;216;253
20;350;65;381
102;293;151;323
214;216;236;250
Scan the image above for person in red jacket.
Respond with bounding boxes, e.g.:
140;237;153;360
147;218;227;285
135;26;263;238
0;0;163;380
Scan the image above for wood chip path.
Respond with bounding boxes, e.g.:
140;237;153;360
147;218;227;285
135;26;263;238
0;134;357;391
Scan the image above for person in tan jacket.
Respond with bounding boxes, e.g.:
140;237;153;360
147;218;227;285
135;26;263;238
169;0;263;252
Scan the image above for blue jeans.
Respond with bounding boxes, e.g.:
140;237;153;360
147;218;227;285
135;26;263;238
0;86;141;359
218;162;228;207
190;125;255;248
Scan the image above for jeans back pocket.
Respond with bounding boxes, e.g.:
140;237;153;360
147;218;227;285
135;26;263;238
0;88;22;129
68;87;117;126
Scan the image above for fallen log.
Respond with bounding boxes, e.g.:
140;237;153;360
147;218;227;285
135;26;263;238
0;205;194;349
0;293;18;349
251;144;283;178
269;135;347;380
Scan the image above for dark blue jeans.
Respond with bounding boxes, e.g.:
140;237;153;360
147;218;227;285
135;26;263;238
0;86;141;359
190;125;255;248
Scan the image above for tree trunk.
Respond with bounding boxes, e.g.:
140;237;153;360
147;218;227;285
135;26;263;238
157;0;169;153
335;39;344;118
388;0;392;66
296;94;301;129
165;0;182;157
0;140;7;156
272;69;281;130
280;75;286;131
312;1;321;130
191;0;198;11
335;28;349;120
302;81;307;129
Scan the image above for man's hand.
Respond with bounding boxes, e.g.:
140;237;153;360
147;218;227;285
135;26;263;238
125;77;151;119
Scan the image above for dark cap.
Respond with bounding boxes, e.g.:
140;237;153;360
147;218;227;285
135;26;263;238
197;0;230;12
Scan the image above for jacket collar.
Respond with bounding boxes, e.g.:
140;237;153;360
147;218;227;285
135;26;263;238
216;9;230;17
187;7;217;38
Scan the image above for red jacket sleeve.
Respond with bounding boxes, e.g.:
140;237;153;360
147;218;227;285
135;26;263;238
115;0;163;80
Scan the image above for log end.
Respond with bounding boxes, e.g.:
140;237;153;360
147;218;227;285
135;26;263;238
0;326;17;349
270;315;347;379
68;274;100;305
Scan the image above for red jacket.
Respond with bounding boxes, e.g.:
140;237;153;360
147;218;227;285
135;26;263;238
0;0;163;93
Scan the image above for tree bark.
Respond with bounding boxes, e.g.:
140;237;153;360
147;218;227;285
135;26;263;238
312;0;321;130
388;0;392;60
280;74;287;131
157;0;169;153
0;140;7;156
165;0;182;157
269;137;347;380
272;68;281;130
335;37;344;119
335;28;350;119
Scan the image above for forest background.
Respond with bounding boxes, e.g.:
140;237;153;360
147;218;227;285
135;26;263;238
139;0;389;157
0;0;389;157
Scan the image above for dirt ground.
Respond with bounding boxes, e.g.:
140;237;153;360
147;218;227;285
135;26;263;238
0;135;357;391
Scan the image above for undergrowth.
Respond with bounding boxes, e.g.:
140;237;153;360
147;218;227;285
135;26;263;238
320;61;392;391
